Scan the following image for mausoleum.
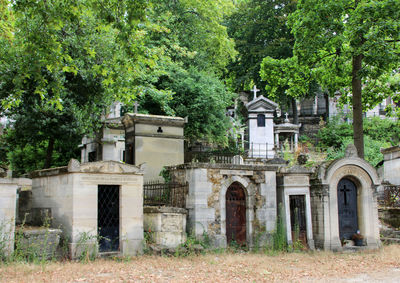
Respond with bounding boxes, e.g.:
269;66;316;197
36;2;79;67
310;145;381;250
30;160;144;258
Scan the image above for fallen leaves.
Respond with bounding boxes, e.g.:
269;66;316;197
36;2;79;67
1;245;400;282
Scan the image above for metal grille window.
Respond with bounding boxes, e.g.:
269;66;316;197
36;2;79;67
98;185;120;252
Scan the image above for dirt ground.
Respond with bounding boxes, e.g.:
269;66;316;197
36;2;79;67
1;244;400;283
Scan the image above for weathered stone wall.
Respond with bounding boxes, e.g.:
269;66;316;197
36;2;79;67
381;146;400;186
31;160;144;258
143;206;187;248
169;163;280;248
0;180;18;256
379;208;400;228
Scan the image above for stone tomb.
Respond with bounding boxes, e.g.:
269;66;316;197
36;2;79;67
277;166;315;249
310;146;381;250
30;160;143;258
0;177;32;256
169;163;280;248
123;113;185;182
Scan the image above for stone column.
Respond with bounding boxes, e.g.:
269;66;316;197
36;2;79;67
275;133;279;149
294;133;298;150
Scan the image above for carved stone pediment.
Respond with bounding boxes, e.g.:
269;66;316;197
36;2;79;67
246;95;278;112
68;159;142;174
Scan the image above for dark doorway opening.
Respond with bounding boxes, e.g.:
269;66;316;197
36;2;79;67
226;182;246;245
337;178;358;240
98;185;120;252
290;195;307;246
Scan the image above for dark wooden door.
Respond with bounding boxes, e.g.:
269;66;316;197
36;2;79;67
226;182;246;245
290;195;307;246
337;178;358;240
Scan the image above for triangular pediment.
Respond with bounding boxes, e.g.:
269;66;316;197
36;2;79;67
246;95;278;112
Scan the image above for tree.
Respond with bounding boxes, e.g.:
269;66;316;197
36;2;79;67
287;0;400;158
0;0;152;172
226;0;296;93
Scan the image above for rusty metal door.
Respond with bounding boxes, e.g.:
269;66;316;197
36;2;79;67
226;182;246;245
338;178;358;240
290;195;307;247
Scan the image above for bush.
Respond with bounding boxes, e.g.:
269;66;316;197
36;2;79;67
317;116;398;166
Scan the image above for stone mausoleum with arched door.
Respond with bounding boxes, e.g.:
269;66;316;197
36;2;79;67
168;144;381;251
310;145;381;250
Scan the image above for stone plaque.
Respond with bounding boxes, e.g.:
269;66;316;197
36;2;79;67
284;175;308;185
220;170;253;176
81;175;140;184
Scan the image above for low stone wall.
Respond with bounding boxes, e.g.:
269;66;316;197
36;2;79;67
379;208;400;228
144;206;187;248
16;227;62;259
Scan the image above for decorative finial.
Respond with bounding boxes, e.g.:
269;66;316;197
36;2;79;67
284;112;289;123
252;85;260;100
134;101;139;114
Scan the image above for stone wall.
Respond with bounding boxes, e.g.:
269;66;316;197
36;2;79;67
169;163;281;248
143;206;187;248
31;160;144;258
0;177;31;257
379;208;400;228
381;146;400;185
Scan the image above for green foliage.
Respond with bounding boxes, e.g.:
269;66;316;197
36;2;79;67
271;204;287;252
226;0;296;93
158;66;234;145
287;0;400;156
75;231;98;263
317;116;398;166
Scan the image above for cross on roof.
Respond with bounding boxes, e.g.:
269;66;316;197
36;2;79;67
252;85;260;100
284;112;289;122
134;101;139;114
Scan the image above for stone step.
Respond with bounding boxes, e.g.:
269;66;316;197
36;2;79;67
380;229;400;238
381;237;400;244
342;246;368;253
98;251;120;258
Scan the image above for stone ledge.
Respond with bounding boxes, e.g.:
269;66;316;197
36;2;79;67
168;162;283;172
144;206;187;214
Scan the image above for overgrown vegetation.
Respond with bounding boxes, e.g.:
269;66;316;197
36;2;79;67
317;116;399;166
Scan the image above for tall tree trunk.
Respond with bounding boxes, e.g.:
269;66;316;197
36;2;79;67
352;54;364;158
291;97;299;124
324;91;329;121
44;137;55;169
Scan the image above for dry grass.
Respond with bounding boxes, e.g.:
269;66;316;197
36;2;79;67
1;245;400;282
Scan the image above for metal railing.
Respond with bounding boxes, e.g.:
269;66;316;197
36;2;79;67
379;184;400;208
143;181;188;208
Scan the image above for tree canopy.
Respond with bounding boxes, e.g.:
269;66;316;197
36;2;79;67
0;0;237;174
285;0;400;157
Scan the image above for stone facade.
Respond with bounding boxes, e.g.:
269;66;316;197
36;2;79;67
277;166;315;249
123;113;185;182
169;163;281;248
0;177;31;256
246;95;278;158
143;206;187;248
381;145;400;186
30;160;144;258
311;149;381;251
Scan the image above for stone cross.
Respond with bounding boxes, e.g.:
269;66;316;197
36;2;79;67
284;112;289;122
252;85;260;100
134;101;139;114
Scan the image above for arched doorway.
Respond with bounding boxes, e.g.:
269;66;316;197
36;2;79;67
226;182;246;245
337;178;358;240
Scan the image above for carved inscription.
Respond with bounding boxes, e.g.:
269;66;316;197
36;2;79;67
220;170;253;176
81;175;140;184
284;175;308;185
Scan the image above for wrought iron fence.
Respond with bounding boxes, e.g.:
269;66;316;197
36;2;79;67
184;151;236;163
379;184;400;207
143;181;188;208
